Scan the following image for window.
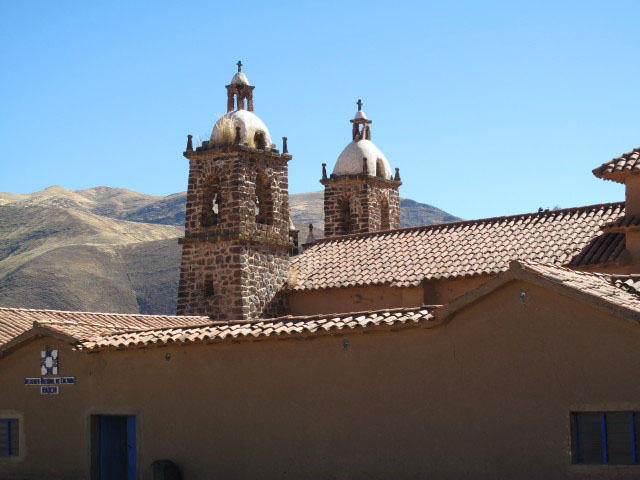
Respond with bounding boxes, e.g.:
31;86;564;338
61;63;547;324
572;411;640;464
0;419;18;457
375;158;385;178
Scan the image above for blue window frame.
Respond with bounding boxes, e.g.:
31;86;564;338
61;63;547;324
572;412;640;464
0;419;18;457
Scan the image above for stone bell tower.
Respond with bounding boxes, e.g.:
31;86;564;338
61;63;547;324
177;62;292;321
321;100;402;237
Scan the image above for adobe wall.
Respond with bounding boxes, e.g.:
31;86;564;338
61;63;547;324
625;175;640;216
286;276;491;317
288;285;423;316
3;281;640;479
423;275;493;304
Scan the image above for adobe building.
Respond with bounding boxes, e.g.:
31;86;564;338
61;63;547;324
2;64;640;480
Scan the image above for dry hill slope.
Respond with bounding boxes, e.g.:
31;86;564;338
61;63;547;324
0;205;181;314
0;186;460;314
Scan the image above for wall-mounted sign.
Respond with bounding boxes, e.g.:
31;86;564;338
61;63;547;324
24;377;76;385
24;347;75;395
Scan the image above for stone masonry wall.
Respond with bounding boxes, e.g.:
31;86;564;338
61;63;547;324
177;146;291;320
183;150;289;238
322;176;401;237
177;240;289;320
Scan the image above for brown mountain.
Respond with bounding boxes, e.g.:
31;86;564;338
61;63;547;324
0;186;460;314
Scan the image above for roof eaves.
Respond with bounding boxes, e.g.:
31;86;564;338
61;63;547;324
0;322;81;356
77;306;443;352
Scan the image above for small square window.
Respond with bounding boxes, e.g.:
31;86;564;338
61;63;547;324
0;419;19;457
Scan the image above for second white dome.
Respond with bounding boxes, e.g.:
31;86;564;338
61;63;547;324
333;140;392;180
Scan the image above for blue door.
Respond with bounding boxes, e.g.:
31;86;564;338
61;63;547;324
98;415;136;480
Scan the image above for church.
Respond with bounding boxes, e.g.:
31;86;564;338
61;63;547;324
2;64;640;479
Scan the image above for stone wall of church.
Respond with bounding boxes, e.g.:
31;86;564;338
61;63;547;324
177;240;289;320
183;149;290;239
322;175;400;237
177;146;291;320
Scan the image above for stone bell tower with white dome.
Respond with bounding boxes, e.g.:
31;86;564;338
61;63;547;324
177;62;291;321
321;100;401;237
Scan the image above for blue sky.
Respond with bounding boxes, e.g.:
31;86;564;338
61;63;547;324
1;1;638;220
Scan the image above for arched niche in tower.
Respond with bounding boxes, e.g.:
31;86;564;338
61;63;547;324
380;197;390;231
201;175;221;228
340;196;354;235
255;172;273;225
254;131;266;149
375;158;385;178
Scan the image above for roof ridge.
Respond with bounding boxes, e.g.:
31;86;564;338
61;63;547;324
92;305;442;336
593;146;640;181
520;259;614;279
608;146;640;161
91;321;219;337
0;306;208;320
312;201;625;245
518;260;640;298
34;319;144;330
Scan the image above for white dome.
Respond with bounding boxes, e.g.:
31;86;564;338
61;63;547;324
354;110;368;120
231;72;249;85
333;140;392;180
210;110;272;147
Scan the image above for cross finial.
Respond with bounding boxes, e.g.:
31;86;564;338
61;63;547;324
356;99;363;111
237;60;243;72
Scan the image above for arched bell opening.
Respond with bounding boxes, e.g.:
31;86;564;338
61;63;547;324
254;131;267;149
201;175;221;228
375;158;385;178
341;196;354;235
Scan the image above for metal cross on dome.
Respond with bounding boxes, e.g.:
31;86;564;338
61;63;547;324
237;60;243;72
357;99;363;111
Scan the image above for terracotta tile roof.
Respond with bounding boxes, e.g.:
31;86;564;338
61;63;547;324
290;202;625;291
0;307;207;346
517;261;640;315
41;262;640;351
78;306;438;350
5;262;640;353
567;232;625;266
593;147;640;183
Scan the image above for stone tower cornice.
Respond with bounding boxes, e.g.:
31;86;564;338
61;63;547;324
185;143;292;163
320;174;402;188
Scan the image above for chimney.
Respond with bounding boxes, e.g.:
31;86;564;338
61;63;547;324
593;147;640;267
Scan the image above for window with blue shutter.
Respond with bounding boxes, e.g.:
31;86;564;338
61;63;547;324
572;412;639;465
0;419;18;457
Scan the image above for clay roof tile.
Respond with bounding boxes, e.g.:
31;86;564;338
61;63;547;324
290;202;625;291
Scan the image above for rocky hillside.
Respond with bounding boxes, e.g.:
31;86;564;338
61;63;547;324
0;186;460;314
0;205;182;315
